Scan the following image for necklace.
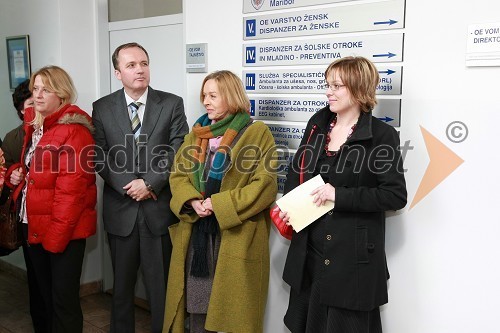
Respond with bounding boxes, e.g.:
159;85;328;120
324;115;357;157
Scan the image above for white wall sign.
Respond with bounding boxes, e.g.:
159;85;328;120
466;22;500;66
244;66;402;94
244;68;325;93
267;123;307;149
243;0;361;13
243;33;404;66
251;96;401;126
244;0;405;40
251;96;327;122
186;43;208;73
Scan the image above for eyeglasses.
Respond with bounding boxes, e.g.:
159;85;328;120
323;83;346;91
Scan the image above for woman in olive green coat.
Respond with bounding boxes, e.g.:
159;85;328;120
163;70;278;333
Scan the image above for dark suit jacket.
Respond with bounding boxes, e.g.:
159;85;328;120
92;87;189;237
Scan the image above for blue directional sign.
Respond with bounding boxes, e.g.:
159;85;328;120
243;33;404;66
243;0;405;40
251;97;327;122
243;66;402;95
251;97;401;127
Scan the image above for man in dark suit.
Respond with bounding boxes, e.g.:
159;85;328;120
92;42;189;333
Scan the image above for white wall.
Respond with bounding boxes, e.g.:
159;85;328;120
0;0;60;138
184;0;500;332
386;1;500;332
0;0;104;285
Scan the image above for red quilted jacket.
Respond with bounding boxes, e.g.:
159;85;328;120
0;149;5;192
7;104;97;253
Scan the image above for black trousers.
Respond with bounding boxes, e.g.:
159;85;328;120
25;226;86;333
108;208;171;333
22;224;50;333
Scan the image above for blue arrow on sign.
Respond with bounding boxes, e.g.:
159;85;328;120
373;52;396;58
373;19;398;26
379;69;396;75
377;116;394;122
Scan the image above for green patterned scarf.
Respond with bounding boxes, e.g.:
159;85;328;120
190;111;251;277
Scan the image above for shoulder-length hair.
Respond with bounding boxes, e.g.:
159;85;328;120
29;65;77;128
324;56;379;113
199;70;250;114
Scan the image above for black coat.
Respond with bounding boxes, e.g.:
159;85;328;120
1;124;24;170
282;106;407;311
0;124;24;206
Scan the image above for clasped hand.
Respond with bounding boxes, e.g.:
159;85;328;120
189;198;213;218
123;179;157;201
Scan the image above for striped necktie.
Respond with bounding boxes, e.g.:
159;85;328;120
128;101;141;143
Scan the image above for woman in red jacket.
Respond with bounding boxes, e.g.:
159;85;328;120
7;65;96;333
0;148;5;191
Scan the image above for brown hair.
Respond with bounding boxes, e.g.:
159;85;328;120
324;56;379;113
199;70;251;114
112;42;149;70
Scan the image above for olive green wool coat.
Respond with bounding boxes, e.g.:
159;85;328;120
163;121;278;333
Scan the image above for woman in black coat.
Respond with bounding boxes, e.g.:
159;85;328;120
272;56;407;333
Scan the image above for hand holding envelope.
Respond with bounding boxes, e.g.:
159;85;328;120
276;175;335;232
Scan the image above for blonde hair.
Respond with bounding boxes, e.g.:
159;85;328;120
199;70;250;114
324;56;379;113
29;66;77;128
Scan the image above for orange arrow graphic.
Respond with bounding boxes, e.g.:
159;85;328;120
409;126;465;209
